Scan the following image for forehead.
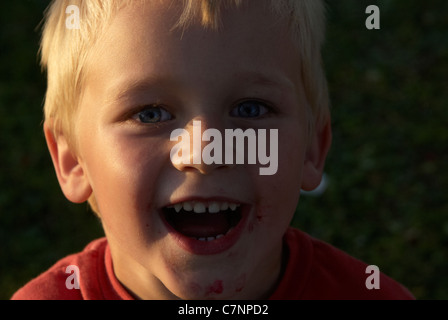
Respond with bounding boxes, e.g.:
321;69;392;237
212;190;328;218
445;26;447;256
84;0;301;101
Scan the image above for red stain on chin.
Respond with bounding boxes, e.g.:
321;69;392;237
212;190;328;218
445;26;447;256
205;280;223;295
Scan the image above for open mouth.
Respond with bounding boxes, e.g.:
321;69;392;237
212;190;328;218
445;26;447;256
162;201;243;241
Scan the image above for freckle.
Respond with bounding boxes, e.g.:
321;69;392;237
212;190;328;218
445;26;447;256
205;280;223;295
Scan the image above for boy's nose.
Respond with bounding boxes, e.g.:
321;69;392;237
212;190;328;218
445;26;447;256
170;119;235;175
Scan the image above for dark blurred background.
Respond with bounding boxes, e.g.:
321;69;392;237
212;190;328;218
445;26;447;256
1;0;447;299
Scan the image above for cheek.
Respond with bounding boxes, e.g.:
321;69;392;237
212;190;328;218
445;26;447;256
82;134;169;238
89;146;151;206
267;131;304;194
278;129;306;194
251;130;304;229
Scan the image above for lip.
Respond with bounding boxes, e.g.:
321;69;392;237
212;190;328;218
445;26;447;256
160;197;250;255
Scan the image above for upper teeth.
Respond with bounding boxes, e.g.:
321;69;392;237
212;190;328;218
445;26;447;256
168;201;240;213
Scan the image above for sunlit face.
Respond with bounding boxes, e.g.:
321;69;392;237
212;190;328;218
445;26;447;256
75;1;312;299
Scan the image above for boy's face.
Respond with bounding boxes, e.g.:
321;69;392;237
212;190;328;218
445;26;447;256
58;1;328;299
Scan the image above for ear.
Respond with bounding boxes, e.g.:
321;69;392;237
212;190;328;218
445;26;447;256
301;117;332;191
44;121;92;203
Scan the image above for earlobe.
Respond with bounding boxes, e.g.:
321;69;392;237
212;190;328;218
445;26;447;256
301;118;332;191
44;122;92;203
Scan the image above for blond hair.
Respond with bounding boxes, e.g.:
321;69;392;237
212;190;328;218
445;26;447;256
40;0;329;214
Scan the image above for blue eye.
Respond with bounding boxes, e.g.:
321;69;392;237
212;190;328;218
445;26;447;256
135;105;172;123
231;100;269;118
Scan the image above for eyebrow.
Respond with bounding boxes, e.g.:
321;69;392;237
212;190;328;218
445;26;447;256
106;76;178;105
107;71;295;105
236;71;295;89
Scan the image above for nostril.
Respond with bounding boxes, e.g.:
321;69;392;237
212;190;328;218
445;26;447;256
173;160;234;175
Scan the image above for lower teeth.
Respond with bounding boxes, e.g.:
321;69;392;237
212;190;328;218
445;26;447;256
195;231;230;241
196;234;223;241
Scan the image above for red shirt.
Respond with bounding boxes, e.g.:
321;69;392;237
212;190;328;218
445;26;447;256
11;228;414;300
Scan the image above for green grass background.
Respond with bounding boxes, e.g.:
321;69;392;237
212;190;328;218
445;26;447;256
1;0;447;299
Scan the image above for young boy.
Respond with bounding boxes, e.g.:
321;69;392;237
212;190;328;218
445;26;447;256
12;0;414;300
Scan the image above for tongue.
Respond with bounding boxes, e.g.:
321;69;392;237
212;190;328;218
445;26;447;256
172;213;231;238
